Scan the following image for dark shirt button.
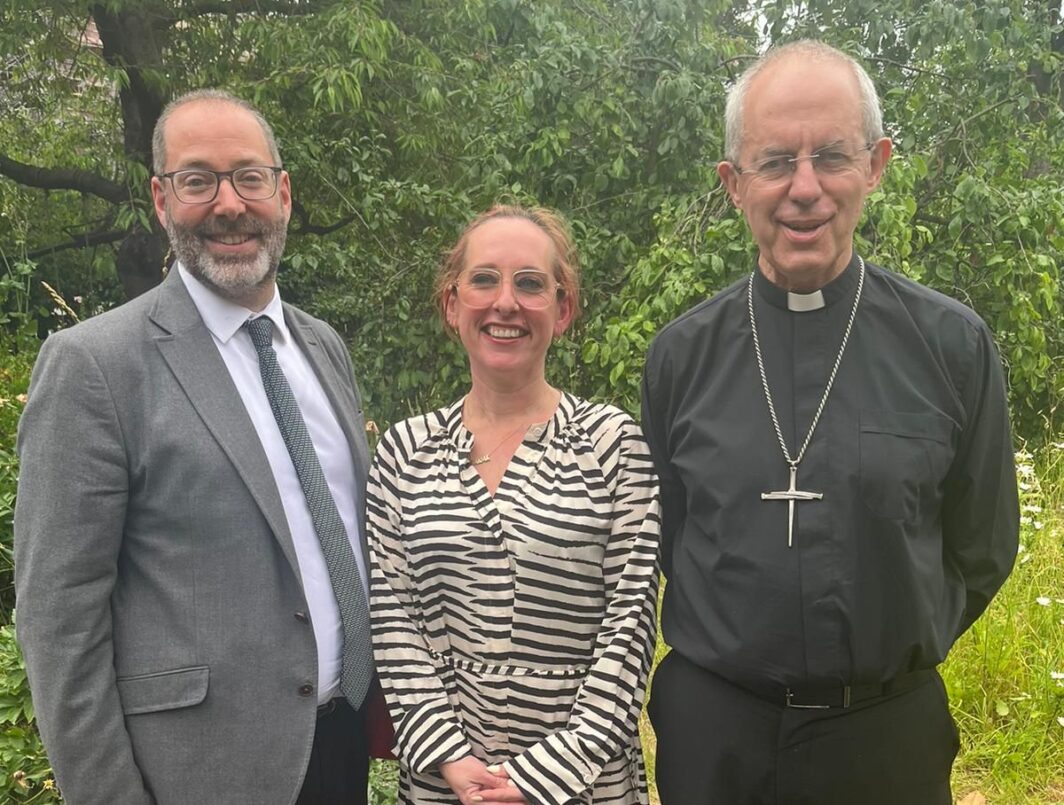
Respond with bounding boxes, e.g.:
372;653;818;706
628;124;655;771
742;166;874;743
298;684;315;696
294;611;309;623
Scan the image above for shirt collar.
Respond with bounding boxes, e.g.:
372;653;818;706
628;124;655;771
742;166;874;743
178;263;289;345
753;251;861;312
439;391;576;452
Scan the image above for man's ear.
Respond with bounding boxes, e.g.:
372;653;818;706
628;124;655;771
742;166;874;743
278;170;292;224
151;177;168;228
717;161;742;209
866;137;893;191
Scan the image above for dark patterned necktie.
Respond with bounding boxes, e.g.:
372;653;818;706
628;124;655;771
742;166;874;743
245;316;373;707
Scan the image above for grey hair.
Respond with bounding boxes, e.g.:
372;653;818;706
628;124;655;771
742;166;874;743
723;40;883;163
152;89;282;175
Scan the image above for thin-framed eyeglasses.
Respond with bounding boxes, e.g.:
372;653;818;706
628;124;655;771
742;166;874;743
159;166;283;204
734;144;875;183
453;268;560;309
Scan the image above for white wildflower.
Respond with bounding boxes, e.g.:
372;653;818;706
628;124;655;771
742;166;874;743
1036;597;1052;606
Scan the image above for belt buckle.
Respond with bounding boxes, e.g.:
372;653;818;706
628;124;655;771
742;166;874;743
785;685;851;709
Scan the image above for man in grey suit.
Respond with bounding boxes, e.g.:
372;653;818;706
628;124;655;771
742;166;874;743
15;90;376;804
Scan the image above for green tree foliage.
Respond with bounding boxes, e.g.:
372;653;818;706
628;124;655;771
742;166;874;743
0;0;1061;435
586;0;1063;433
0;4;1061;798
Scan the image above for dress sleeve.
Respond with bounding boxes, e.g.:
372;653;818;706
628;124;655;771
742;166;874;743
942;321;1019;636
503;413;661;804
367;425;474;773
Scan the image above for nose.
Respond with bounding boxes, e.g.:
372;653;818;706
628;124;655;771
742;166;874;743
211;175;248;219
787;156;823;204
492;276;520;313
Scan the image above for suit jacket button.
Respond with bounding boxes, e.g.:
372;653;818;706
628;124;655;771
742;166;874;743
299;684;315;696
294;611;309;623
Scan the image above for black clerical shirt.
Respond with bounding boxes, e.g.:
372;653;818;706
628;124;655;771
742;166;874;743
641;254;1018;690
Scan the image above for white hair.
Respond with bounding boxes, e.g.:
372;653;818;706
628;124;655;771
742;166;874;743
723;40;884;163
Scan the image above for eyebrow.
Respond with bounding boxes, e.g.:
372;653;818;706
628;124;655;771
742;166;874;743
757;139;848;158
173;158;271;170
468;265;546;272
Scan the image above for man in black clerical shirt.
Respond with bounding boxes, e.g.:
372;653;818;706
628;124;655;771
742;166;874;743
641;40;1019;804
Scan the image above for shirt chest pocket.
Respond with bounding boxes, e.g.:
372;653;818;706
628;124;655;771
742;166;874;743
859;411;955;522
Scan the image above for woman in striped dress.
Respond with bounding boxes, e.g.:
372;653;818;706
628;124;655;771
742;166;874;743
367;205;661;805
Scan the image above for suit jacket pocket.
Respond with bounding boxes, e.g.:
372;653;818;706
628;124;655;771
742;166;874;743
117;665;210;715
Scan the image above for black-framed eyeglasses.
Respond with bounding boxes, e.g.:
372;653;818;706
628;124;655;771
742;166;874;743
159;166;283;204
734;144;875;183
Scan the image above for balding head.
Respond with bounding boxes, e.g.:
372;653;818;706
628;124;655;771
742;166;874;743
152;89;282;176
723;41;883;164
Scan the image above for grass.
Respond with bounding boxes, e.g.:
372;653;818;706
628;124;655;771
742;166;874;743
941;444;1064;804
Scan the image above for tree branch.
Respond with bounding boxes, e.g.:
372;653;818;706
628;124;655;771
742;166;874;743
169;0;330;22
935;98;1014;144
0;153;127;204
290;199;356;236
870;56;952;80
27;229;128;260
629;55;682;73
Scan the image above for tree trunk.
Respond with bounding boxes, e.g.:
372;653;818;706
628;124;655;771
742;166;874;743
116;229;168;300
93;3;169;299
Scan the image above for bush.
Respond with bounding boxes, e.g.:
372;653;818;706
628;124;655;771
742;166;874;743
0;620;58;803
0;333;35;622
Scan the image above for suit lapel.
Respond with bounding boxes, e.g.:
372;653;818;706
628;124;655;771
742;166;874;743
286;314;372;566
149;270;303;578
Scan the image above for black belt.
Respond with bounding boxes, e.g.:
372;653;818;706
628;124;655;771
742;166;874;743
747;669;934;709
316;698;343;719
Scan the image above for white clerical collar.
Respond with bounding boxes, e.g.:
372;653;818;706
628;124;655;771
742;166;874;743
753;255;862;312
177;263;289;345
787;290;825;312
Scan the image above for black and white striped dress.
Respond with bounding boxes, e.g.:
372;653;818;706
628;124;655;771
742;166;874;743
368;393;661;804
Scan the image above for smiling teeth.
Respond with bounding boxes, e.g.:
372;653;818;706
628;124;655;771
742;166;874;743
487;326;523;338
213;234;251;245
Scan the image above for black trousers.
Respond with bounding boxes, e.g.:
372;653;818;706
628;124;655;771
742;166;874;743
296;698;370;805
649;651;959;805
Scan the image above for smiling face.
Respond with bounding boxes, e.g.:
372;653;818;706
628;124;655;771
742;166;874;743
717;55;891;291
151;100;291;310
445;216;573;386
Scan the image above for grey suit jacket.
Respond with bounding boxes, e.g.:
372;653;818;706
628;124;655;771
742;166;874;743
14;268;371;804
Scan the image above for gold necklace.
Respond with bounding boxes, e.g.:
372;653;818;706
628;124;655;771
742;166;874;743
470;423;530;466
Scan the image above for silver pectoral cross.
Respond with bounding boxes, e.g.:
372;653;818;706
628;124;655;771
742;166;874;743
761;465;823;548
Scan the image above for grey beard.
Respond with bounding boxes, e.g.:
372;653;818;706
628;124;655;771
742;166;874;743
166;214;288;302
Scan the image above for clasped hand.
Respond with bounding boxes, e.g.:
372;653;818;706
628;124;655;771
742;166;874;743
439;755;529;805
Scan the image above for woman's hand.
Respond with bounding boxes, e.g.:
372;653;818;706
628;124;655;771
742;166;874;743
479;765;528;804
439;757;528;804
